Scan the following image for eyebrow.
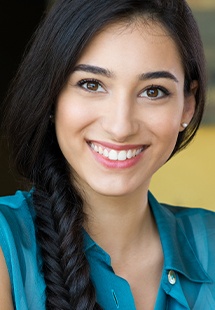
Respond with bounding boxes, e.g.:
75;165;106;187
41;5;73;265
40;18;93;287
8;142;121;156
139;71;179;83
73;64;114;78
73;64;179;83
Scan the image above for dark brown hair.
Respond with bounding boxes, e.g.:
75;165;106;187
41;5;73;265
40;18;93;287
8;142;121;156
3;0;206;309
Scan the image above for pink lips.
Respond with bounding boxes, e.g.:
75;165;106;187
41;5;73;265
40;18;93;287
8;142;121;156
88;141;149;169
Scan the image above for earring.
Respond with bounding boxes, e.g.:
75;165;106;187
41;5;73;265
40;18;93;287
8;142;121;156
49;114;54;122
181;122;188;128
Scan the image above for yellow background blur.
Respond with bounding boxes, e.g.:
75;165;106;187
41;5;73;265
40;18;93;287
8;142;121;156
150;126;215;211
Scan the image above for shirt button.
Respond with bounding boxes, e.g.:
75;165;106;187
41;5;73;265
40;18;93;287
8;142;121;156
168;270;176;285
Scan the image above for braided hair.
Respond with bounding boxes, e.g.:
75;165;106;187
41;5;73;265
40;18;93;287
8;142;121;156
3;0;206;308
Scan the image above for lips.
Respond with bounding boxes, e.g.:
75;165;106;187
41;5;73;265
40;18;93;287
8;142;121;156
88;142;147;161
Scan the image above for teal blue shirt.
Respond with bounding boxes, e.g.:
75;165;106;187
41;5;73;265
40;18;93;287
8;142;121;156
0;190;215;309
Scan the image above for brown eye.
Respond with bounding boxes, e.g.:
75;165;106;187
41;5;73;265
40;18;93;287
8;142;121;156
78;79;105;93
140;86;169;99
86;82;99;91
147;88;159;97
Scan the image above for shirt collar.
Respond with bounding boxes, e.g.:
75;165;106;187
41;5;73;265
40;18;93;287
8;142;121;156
83;192;211;284
148;191;211;284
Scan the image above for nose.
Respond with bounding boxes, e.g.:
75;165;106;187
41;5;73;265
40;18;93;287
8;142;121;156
101;95;139;142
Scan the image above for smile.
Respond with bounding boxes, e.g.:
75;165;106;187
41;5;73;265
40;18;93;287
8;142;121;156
89;142;145;161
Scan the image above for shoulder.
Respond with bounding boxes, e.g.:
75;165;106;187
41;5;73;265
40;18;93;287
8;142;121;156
0;190;36;278
0;189;33;211
0;190;46;309
149;192;215;252
161;203;215;255
0;190;35;244
0;189;35;248
0;190;34;226
149;191;215;231
162;203;215;228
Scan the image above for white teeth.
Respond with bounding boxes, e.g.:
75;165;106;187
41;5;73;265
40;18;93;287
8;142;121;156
103;149;109;157
94;145;99;152
109;150;118;160
135;149;142;156
127;150;133;159
118;150;127;161
90;143;144;161
99;146;103;154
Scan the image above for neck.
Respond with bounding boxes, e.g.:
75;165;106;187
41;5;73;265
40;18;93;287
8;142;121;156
83;187;157;260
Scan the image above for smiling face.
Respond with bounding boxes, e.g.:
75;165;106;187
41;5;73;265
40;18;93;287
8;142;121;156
55;20;196;199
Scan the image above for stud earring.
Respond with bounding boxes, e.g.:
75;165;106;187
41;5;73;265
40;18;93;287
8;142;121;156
181;122;188;128
49;114;54;122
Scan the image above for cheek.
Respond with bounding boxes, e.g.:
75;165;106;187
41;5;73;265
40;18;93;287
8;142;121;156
158;120;181;149
55;98;94;137
145;105;183;159
148;106;182;136
55;97;100;164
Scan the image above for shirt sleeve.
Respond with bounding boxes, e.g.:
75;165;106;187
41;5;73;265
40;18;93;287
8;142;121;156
0;205;29;309
0;191;46;310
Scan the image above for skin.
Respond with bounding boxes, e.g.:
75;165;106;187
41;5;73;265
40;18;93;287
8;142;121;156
0;248;14;310
55;20;197;309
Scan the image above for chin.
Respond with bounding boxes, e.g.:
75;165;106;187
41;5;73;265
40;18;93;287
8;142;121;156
87;179;143;198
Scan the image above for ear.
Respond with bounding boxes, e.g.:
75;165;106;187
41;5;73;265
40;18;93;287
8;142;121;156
180;80;198;132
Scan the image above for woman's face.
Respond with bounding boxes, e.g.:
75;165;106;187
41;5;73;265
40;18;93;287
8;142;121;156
55;20;195;198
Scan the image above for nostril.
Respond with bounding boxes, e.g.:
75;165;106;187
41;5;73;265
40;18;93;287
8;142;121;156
112;289;119;308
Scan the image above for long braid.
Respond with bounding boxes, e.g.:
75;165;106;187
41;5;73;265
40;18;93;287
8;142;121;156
33;141;102;309
3;1;206;309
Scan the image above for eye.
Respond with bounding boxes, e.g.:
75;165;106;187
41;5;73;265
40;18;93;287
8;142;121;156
78;79;105;93
140;85;170;99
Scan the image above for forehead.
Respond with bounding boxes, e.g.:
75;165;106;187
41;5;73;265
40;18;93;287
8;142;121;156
76;19;183;77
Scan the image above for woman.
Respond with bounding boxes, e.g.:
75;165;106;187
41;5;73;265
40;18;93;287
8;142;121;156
0;0;214;309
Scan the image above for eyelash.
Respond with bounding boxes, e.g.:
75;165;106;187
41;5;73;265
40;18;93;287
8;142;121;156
77;79;105;92
77;79;171;99
139;85;171;99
